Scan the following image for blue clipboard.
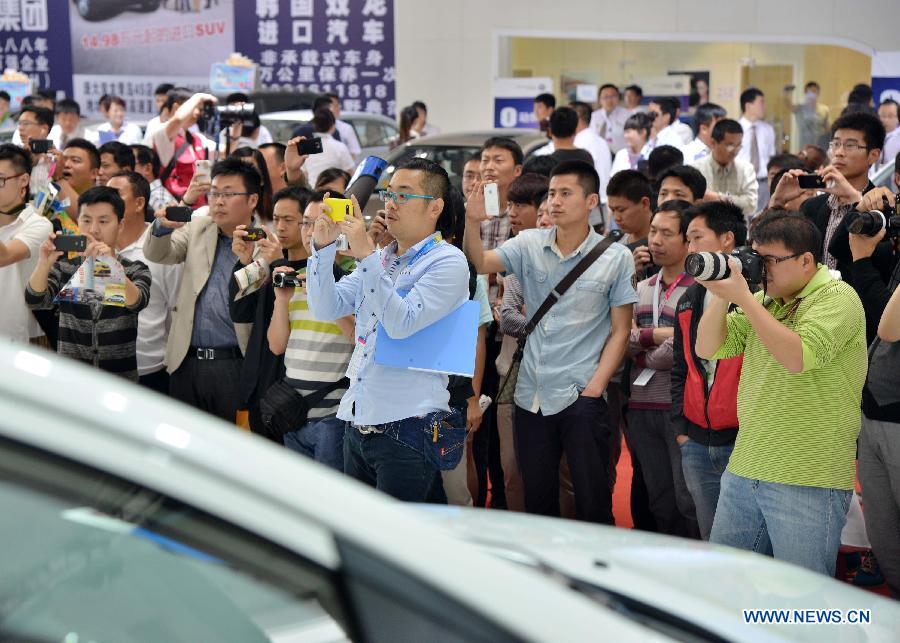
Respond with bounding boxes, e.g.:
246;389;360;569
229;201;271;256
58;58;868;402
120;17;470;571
374;301;479;377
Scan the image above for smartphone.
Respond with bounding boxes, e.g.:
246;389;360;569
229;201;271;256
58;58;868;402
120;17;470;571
166;206;193;222
29;139;51;154
484;182;500;217
243;227;267;241
194;159;211;181
797;174;826;190
324;197;352;222
54;235;87;252
297;138;324;155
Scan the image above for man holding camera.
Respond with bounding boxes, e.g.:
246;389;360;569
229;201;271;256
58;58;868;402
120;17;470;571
26;186;151;380
144;158;262;421
695;211;868;575
671;201;747;539
306;158;469;501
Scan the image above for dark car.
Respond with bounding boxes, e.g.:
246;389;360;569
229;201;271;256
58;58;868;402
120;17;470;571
72;0;161;22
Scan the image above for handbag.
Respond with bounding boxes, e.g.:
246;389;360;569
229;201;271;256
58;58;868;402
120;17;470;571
496;231;622;405
260;378;349;438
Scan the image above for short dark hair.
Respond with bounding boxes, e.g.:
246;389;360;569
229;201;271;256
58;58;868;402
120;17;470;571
655;199;693;238
507;172;550;205
314;167;352;190
849;84;873;106
711;118;744;142
0;90;10;102
56;98;81;116
307;189;345;204
598;83;619;96
226;92;250;104
521;155;556;177
550;160;600;196
110;171;151;219
624;112;653;139
606;169;651;203
19;105;53;130
99;141;135;171
481;137;524;166
656;165;707;201
107;95;126;109
312;106;335;133
78;185;125;221
259;142;286;163
273;185;312;213
647;145;684;181
549;106;578;138
750;209;823;264
64;138;100;169
686;201;748;247
131;144;161;177
694;102;727;129
312;95;333;112
154;83;175;96
325;92;340;103
650;97;678;124
569;101;592;125
211;156;263;197
624;84;643;98
534;93;556;109
740;88;764;114
162;87;194;113
412;100;427;113
0;143;32;175
396;157;453;235
831;110;886;152
767;153;805;173
804;81;820;92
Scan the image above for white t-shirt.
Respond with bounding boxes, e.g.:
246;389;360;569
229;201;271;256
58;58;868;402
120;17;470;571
574;128;613;204
335;119;361;159
303;133;356;186
0;205;52;342
88;121;144;146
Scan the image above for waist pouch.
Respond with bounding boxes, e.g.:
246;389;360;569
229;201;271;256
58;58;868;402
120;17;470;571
381;408;466;471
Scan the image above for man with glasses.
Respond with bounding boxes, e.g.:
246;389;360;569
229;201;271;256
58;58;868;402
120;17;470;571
770;112;885;278
306;158;469;501
695;210;868;576
144;158;264;421
692;119;758;218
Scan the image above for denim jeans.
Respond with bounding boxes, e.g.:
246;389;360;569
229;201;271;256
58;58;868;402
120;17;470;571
710;471;851;576
344;422;437;502
680;438;735;540
282;415;345;471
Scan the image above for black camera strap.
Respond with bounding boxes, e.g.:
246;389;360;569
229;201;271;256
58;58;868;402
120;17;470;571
160;133;194;184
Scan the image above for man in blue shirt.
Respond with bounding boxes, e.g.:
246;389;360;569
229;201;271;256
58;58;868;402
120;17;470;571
306;158;470;501
464;160;637;523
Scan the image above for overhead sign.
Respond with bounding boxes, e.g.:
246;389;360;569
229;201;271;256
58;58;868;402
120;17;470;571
872;51;900;104
492;77;553;129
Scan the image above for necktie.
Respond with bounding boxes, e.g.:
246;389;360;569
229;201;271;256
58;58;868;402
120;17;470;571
749;124;760;176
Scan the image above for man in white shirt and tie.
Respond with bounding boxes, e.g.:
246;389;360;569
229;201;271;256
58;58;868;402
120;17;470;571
876;99;900;174
591;84;630;153
736;88;776;212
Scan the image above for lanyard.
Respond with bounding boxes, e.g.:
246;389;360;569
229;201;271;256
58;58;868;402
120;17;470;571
652;272;687;328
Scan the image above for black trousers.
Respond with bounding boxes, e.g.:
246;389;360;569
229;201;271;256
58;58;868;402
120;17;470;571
169;355;243;423
138;368;170;395
514;396;613;524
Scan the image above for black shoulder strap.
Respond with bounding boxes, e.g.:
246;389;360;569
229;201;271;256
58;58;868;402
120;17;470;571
160;132;193;183
520;231;622;343
305;377;350;407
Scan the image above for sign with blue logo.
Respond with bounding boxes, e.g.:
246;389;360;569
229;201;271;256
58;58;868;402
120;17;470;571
492;77;553;130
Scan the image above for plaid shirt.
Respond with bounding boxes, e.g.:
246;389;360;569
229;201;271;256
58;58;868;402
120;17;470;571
481;211;511;251
823;194;855;270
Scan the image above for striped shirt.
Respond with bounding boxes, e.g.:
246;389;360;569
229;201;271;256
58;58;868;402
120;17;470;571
628;272;695;410
284;266;353;420
713;265;867;490
24;256;151;381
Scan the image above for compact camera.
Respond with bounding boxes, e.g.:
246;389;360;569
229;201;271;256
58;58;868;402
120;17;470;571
272;272;302;288
684;246;765;283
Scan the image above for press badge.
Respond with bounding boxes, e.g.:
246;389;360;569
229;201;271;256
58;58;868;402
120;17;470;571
346;336;367;379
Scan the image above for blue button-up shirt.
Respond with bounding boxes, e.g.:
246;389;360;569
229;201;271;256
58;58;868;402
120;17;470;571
495;227;637;415
307;235;469;425
191;232;239;348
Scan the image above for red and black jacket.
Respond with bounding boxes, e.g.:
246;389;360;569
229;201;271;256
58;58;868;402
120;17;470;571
671;282;741;445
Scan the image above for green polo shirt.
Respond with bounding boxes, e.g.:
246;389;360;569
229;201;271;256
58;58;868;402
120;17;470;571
713;265;867;490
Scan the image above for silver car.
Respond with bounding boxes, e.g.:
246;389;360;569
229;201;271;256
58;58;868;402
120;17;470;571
260;110;399;160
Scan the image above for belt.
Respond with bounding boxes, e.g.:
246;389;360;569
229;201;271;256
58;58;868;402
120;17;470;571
190;346;241;361
353;423;386;435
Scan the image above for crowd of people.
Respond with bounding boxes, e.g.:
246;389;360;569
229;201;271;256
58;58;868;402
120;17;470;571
0;79;899;598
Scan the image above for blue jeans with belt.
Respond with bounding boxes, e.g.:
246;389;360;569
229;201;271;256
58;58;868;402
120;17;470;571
283;414;345;471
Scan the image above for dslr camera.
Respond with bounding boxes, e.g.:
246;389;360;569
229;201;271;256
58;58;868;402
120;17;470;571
685;246;765;283
847;193;900;240
202;101;257;131
272;272;302;288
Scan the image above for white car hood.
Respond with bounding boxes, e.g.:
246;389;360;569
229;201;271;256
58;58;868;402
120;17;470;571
418;506;899;643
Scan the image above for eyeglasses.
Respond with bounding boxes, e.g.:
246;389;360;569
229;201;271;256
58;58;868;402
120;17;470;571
0;172;24;187
377;189;435;205
724;143;743;152
760;252;803;268
208;191;252;201
17;120;39;128
828;140;868;152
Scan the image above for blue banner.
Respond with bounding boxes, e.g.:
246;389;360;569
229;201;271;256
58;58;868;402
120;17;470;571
0;0;73;99
234;0;396;117
493;97;539;129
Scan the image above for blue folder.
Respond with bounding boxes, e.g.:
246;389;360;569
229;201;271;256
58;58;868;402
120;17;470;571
374;300;479;376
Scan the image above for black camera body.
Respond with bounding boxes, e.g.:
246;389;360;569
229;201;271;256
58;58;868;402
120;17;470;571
848;194;900;239
685;246;765;284
202;102;256;130
273;272;302;288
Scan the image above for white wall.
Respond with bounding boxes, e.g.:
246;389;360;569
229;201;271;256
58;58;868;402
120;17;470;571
395;0;900;132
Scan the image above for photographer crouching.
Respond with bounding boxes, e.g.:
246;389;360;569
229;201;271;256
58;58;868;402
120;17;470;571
694;210;868;576
305;158;470;501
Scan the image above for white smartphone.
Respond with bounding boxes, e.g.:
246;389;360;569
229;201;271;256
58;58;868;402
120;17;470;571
194;159;211;182
478;395;492;412
484;182;500;217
